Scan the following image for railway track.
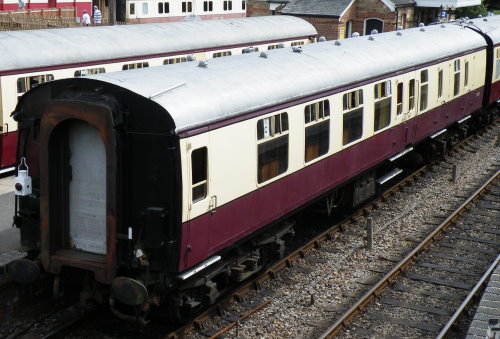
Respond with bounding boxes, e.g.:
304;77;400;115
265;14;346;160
320;170;499;338
166;122;499;338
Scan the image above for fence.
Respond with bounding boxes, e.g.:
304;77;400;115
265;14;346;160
0;8;82;30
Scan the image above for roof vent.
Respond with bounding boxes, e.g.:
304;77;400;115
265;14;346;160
477;14;482;18
418;23;424;27
318;36;326;42
278;42;285;48
292;46;302;53
334;40;341;46
351;32;360;37
198;60;208;68
368;35;375;41
396;31;402;36
483;18;488;22
187;54;195;61
371;29;378;35
441;24;446;28
420;27;426;32
243;46;256;54
396;25;403;30
260;52;268;58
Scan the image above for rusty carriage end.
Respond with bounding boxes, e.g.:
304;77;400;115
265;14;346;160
39;100;119;285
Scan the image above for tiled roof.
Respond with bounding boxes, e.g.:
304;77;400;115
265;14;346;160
280;0;353;17
280;0;415;17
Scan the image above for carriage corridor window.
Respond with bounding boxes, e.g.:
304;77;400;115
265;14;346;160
464;61;469;88
374;80;391;131
164;57;187;65
396;82;403;115
17;74;54;95
420;70;428;111
454;60;461;96
408;79;415;111
182;1;192;12
304;100;330;162
191;147;208;203
342;89;363;145
158;2;169;13
203;1;213;11
496;49;500;80
213;51;232;58
257;113;289;183
242;0;245;9
223;0;232;10
74;67;105;77
438;70;443;98
122;62;149;71
130;3;135;14
291;41;304;46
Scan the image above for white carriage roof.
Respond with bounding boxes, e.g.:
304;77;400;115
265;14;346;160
86;19;492;134
470;15;500;44
0;16;317;73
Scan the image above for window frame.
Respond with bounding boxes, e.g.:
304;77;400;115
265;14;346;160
191;147;208;203
304;100;330;163
453;59;461;97
342;89;364;146
373;80;392;131
419;69;429;112
257;112;289;184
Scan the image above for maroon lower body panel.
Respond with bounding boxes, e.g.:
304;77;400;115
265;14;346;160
178;87;484;271
1;131;18;169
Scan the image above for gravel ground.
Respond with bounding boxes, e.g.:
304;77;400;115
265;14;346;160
186;124;500;338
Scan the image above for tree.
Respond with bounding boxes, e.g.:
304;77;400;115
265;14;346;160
455;3;487;19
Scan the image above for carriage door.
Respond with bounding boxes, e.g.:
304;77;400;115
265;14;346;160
68;120;107;254
402;74;418;145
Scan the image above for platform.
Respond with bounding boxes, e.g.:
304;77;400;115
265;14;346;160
0;175;19;253
466;257;500;339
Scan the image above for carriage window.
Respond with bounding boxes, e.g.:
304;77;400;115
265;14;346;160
203;1;213;11
291;41;304;46
182;1;192;12
438;70;443;98
142;2;148;14
223;0;232;10
242;47;258;54
257;113;289;183
191;147;208;203
374;80;391;131
213;51;232;58
420;70;428;111
267;44;283;50
454;59;460;96
496;48;500;80
242;0;245;9
408;79;415;111
17;74;55;94
464;61;469;87
158;2;169;13
342;89;363;145
304;100;330;162
130;3;135;14
396;82;403;115
74;67;105;77
163;57;187;65
122;62;149;71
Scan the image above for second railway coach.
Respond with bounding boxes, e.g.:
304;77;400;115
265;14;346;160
0;15;317;173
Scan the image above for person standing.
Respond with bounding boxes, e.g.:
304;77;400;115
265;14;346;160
93;5;102;25
81;10;91;26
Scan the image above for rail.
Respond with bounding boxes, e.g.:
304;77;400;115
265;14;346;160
318;170;499;339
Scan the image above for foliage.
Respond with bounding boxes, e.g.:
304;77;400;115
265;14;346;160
455;3;488;19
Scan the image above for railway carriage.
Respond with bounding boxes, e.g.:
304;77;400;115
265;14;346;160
0;16;317;173
9;16;500;321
